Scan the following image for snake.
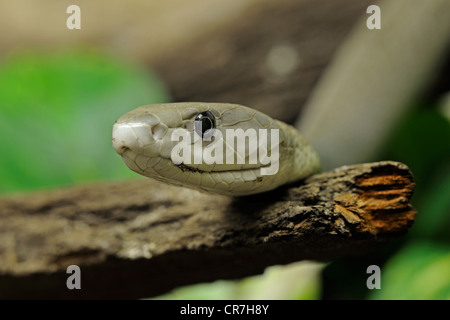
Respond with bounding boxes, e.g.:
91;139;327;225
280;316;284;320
112;102;320;196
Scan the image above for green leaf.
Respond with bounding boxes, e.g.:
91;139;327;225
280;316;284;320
0;50;169;193
370;241;450;300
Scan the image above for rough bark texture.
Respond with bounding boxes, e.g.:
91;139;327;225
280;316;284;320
0;161;416;299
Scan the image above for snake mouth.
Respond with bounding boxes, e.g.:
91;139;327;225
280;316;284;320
175;163;204;173
175;162;265;184
174;162;266;177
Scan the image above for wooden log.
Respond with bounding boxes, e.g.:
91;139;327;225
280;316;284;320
0;161;416;299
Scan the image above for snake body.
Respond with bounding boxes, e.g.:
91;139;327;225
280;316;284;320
112;102;320;196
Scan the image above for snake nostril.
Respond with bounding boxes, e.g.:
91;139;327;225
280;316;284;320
119;146;130;153
113;143;131;155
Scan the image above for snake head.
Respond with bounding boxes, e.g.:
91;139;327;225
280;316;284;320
112;102;318;196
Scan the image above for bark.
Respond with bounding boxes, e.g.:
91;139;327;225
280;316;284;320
0;161;416;299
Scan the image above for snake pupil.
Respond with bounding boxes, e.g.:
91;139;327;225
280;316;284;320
194;111;215;139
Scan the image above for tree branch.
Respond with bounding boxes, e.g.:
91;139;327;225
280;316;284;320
0;161;415;298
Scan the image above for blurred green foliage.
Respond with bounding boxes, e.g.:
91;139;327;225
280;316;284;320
0;50;169;193
383;109;450;242
371;107;450;299
370;241;450;300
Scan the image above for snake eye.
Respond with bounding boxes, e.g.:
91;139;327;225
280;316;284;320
194;111;215;139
